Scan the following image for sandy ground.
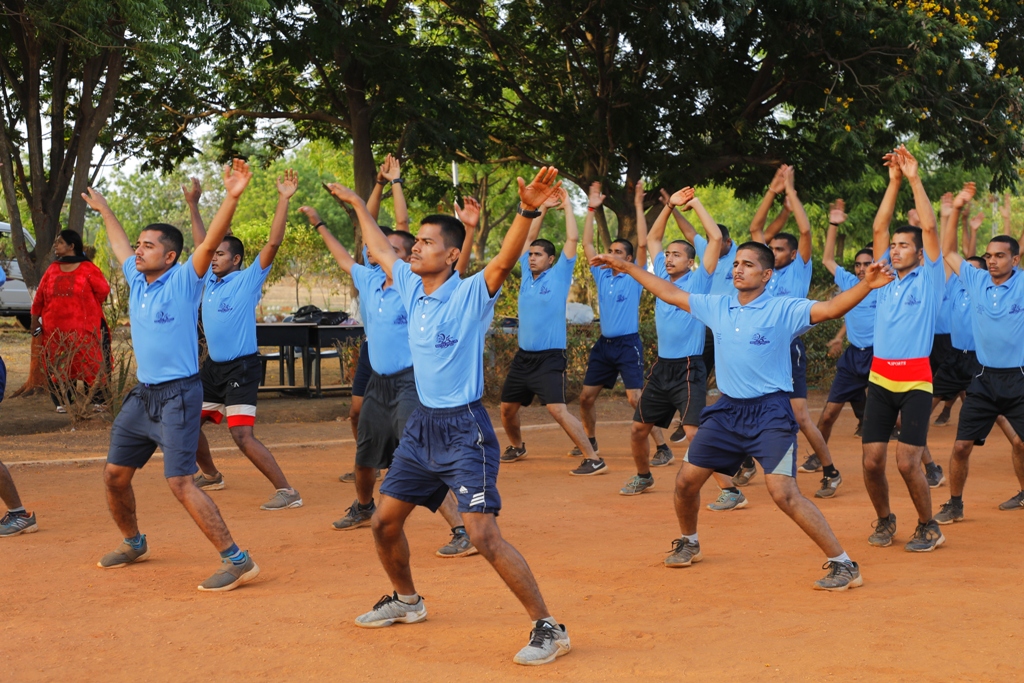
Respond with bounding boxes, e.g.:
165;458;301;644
3;383;1023;682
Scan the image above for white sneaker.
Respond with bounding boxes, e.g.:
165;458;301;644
355;593;427;628
56;405;67;414
513;621;571;666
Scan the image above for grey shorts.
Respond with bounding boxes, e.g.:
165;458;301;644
107;374;203;478
356;366;419;470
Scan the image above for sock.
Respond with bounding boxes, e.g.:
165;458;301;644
742;456;755;469
588;437;598;446
682;532;698;544
536;616;558;629
451;525;466;536
828;551;852;564
397;592;420;605
638;472;653;480
7;506;26;515
220;544;247;565
357;499;374;511
823;465;839;478
722;487;739;494
951;495;963;504
126;532;145;550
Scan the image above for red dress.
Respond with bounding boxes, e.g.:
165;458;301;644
31;261;111;384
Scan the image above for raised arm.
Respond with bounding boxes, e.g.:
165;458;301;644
81;188;134;265
454;196;480;276
810;262;894;323
325;183;396;276
260;170;296;269
590;254;691;311
647;202;673;258
680;191;723;275
763;200;793;242
634;180;649;266
749;166;787;244
583;181;605;261
193;159;252;277
664;188;699;244
966;207;983;258
382;154;409;232
896;146;938;261
823;199;846;276
784;166;812;262
483;167;562;296
366;157;390;221
560;188;579;258
943;182;975;276
873;151;903;259
939;192;955;276
182;177;206;246
300;206;356;275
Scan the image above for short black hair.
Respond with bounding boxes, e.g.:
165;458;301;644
141;223;184;260
893;225;923;250
736;241;775;270
667;239;696;259
221;235;244;263
854;247;874;261
718;224;731;243
990;234;1020;257
967;256;987;268
612;238;635;260
531;239;556;258
771;232;798;251
58;229;85;258
421;214;466;250
391;230;416;254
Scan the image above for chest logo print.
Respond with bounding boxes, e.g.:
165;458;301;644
394;313;408;325
1010;304;1022;315
750;334;771;346
905;294;922;306
217;302;233;313
435;333;459;349
154;311;175;324
615;294;627;303
539;285;551;296
777;287;791;296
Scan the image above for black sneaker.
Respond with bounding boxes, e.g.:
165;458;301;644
934;499;964;525
905;520;945;552
333;499;376;530
651;444;674;467
732;462;757;487
669;423;687;443
501;443;528;463
567;438;599;457
925;463;945;488
569;458;607;476
854;423;863;438
998;490;1024;511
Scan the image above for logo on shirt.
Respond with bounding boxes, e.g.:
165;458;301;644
154;311;174;324
750;334;771;346
869;301;877;309
615;294;627;303
777;287;791;297
394;313;408;325
435;333;459;349
539;285;551;296
976;304;984;314
905;294;922;306
217;301;233;313
1010;304;1023;315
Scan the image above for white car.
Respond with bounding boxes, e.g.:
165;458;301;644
0;222;36;329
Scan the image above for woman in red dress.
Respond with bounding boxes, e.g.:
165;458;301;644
30;230;111;411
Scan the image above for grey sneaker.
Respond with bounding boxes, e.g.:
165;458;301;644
570;458;608;476
813;560;863;591
436;529;478;558
732;462;757;487
707;490;747;511
513;621;571;666
664;537;702;567
567;439;599;457
798;454;822;473
868;513;896;547
926;463;946;488
333;499;376;530
905;520;945;552
339;469;380;483
198;552;260;592
355;592;427;628
998;490;1024;510
260;488;303;511
97;538;150;568
194;471;225;491
619;474;654;496
651;445;675;467
814;473;843;499
669;423;687;443
501;443;528;463
935;499;964;525
0;511;38;537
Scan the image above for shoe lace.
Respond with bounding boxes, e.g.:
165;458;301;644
526;624;558;649
913;522;938;541
372;593;398;611
819;560;852;577
872;516;895;534
448;529;467;546
0;512;10;526
667;538;692;554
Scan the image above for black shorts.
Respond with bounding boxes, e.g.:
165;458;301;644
107;374;203;478
956;367;1024;443
583;333;645;390
932;349;981;401
356;367;419;470
500;348;567;406
862;383;932;447
789;338;808;400
634;356;707;428
929;333;953;375
352;338;371;398
200;353;261;428
702;327;715;374
827;346;872;405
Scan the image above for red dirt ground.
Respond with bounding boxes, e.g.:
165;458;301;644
3;397;1022;682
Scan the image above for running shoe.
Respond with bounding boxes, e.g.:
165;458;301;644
0;511;38;537
707;490;747;511
567;439;599;457
619;475;654;496
56;405;66;414
868;513;896;547
925;463;946;488
732;462;757;487
651;444;674;467
436;529;478;558
339;469;380;483
814;473;843;499
934;407;952;426
513;621;571;666
97;538;150;568
934;499;964;525
198;552;260;592
669;423;687;443
570;458;607;476
798;454;822;473
261;488;303;510
501;443;528;463
193;471;225;491
998;490;1024;511
664;537;702;567
905;520;945;552
355;592;427;628
333;499;375;530
813;560;863;591
854;423;863;438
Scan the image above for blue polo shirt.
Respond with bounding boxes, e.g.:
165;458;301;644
392;260;499;408
351;263;413;375
834;267;876;348
958;265;1024;368
935;274;955;335
688;291;815;398
948;275;976;352
201;262;271;362
766;252;812;299
873;252;945;360
123;256;203;384
0;265;5;288
517;252;576;351
653;253;712;358
591;265;642;338
694;234;737;296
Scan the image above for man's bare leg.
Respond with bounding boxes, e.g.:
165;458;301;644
370;495;418;595
500;401;525;448
166;475;236;551
792;397;835;468
228;425;291;490
546;403;598;458
578;385;602;439
862;442;891;520
0;461;24;510
673;461;716;534
895;443;933;524
817;401;845;444
764;474;844;557
195;427;218;477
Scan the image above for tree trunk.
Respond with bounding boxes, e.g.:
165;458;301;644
836;233;847;263
10;333;47;397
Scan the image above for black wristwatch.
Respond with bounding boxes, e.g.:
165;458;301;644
391;178;405;185
517;204;542;219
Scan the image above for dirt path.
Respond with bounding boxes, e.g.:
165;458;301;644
3;400;1022;682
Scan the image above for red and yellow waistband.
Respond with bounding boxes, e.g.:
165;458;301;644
869;357;933;394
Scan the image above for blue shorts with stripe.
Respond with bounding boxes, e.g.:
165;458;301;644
684;391;799;477
380;400;502;515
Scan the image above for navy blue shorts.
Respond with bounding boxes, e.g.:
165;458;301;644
583;333;644;390
107;375;203;478
789;338;808;400
685;391;799;477
827;345;873;405
380;400;502;515
0;354;6;404
352;338;371;398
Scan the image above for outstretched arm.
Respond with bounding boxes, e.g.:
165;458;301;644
520;188;561;257
763;201;792;243
966;208;983;258
193;160;252;277
454;196;480;276
261;169;296;269
590;254;691;311
81;188;134;265
873;151;903;259
301;206;356;275
326;183;397;276
810;263;894;323
560;188;579;258
383;154;409;232
823;200;846;276
896;146;938;261
784;166;812;262
749;166;787;244
366;157;389;220
182;177;206;247
583;181;605;261
647;203;672;258
943;183;975;277
686;195;722;275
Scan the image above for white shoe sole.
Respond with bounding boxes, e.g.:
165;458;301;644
514;641;571;666
197;562;260;592
97;547;151;569
665;551;703;568
814;574;864;591
707;498;748;511
354;607;428;628
0;523;39;537
261;498;303;511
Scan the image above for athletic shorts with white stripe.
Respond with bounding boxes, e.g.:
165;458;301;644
200;353;261;428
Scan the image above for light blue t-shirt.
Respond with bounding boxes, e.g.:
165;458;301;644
935;273;956;335
948;275;976;352
517;252;576;351
766;252;813;299
958;265;1024;368
392;260;499;408
591;265;642;338
688;291;815;398
350;263;413;375
201;261;271;362
694;234;737;296
123;256;203;384
834;266;876;348
653;253;712;359
873;252;945;360
0;264;6;288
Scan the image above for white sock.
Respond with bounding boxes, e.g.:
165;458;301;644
682;533;698;544
828;551;852;564
397;592;419;604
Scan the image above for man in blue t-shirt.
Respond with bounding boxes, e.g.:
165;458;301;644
0;295;38;537
328;169;572;666
182;172;300;511
82;159;260;592
591;240;892;591
498;187;600;472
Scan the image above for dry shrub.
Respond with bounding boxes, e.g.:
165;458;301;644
41;328;136;425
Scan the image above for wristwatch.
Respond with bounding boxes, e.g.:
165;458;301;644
517;204;542;219
391;178;405;185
